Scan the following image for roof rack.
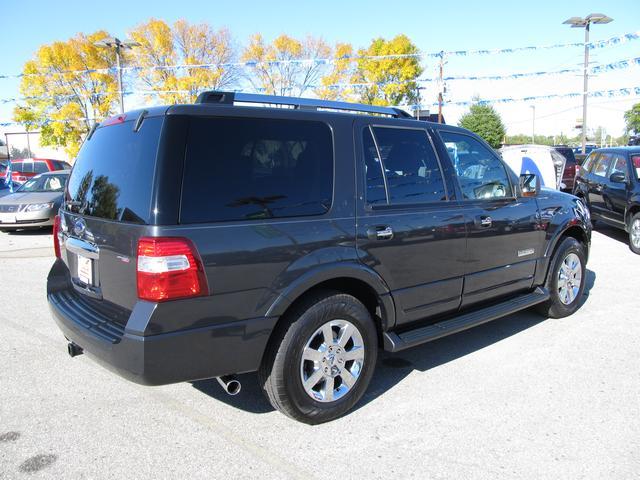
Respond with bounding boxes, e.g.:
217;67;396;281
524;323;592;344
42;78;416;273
194;91;413;118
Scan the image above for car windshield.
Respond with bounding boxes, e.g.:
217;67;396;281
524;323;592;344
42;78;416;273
17;174;68;193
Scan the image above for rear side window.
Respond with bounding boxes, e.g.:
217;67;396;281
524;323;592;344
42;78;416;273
592;153;612;177
66;117;163;224
440;131;512;200
34;161;49;173
610;155;627;178
365;126;446;205
181;117;333;223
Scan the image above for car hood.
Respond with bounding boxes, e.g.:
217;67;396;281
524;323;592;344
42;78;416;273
0;191;62;205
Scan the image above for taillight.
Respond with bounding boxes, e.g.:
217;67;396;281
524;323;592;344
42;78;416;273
53;215;61;258
136;237;208;302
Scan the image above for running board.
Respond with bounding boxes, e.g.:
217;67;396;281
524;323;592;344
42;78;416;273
383;287;549;352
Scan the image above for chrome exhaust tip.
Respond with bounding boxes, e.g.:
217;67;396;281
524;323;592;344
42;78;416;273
216;375;241;396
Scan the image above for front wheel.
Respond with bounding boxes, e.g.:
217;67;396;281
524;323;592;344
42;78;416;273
629;213;640;255
259;291;378;424
536;237;587;318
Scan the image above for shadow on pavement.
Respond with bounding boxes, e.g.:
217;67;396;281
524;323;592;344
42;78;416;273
593;223;631;248
4;227;53;236
192;269;597;416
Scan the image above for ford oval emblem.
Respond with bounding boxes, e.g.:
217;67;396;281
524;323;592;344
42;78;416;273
73;218;86;237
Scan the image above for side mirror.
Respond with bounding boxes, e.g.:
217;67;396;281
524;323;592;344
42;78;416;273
519;173;540;197
609;171;627;183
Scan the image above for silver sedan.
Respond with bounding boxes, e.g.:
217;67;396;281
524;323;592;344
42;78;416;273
0;170;69;231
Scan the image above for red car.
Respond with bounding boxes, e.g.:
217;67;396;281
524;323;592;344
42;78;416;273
1;158;72;185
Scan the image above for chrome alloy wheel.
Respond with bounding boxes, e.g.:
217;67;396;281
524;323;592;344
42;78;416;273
631;218;640;249
299;319;365;403
557;252;583;305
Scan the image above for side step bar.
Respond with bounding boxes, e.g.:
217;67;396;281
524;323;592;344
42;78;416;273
383;287;549;352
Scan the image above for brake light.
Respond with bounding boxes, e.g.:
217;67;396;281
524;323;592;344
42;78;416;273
136;237;208;302
102;114;126;126
53;215;61;258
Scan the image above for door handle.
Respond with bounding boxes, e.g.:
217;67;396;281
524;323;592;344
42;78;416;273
476;216;492;228
367;226;394;240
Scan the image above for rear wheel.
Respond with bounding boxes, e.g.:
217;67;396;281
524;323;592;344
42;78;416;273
259;291;378;424
536;237;587;318
629;213;640;255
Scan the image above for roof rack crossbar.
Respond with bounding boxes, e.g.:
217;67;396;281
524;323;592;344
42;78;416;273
194;91;411;118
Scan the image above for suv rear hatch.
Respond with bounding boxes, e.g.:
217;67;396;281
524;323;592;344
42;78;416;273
58;113;170;318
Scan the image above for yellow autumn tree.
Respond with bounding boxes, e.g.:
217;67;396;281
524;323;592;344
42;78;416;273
354;35;423;106
315;43;356;101
129;19;239;104
13;31;119;158
242;34;331;96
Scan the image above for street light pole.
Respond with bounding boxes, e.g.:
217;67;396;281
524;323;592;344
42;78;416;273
94;37;140;114
581;22;590;156
563;13;613;155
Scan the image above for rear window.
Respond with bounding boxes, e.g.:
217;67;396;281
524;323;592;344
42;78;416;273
180;117;333;224
555;148;576;165
65;117;163;224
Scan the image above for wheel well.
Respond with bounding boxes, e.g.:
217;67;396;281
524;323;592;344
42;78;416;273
278;277;385;337
561;225;588;248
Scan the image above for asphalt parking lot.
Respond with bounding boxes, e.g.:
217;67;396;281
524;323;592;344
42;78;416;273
0;226;638;479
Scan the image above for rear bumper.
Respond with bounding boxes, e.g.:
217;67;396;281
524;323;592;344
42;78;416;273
47;260;278;386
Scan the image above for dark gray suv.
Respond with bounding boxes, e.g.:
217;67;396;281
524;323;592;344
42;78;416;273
48;92;591;423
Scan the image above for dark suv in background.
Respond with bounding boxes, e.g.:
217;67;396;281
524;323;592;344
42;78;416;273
573;146;640;254
48;92;591;423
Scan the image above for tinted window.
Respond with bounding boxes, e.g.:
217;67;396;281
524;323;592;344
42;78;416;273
181;117;333;223
610;155;627;178
370;127;446;204
592;153;612;177
16;161;32;173
582;152;597;172
440;131;512;199
34;161;49;173
554;147;576;165
66;117;163;224
50;160;70;170
362;128;387;205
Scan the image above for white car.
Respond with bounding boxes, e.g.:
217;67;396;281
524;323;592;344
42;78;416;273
500;145;566;190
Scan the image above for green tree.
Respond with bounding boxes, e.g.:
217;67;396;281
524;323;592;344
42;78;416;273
458;104;506;148
354;35;422;106
624;102;640;134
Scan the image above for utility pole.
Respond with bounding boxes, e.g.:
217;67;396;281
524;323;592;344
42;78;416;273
563;13;613;155
530;105;536;144
94;37;140;114
438;51;445;124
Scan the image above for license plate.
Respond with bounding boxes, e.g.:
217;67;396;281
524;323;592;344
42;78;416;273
77;255;93;286
0;213;15;224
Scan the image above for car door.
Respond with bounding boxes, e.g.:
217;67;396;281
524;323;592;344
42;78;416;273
587;152;613;218
601;153;631;226
355;120;466;326
438;130;545;308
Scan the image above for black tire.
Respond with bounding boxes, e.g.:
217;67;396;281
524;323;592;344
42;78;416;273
536;237;587;319
629;212;640;255
258;290;378;424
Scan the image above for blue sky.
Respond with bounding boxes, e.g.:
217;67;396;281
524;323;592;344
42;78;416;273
2;0;639;146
